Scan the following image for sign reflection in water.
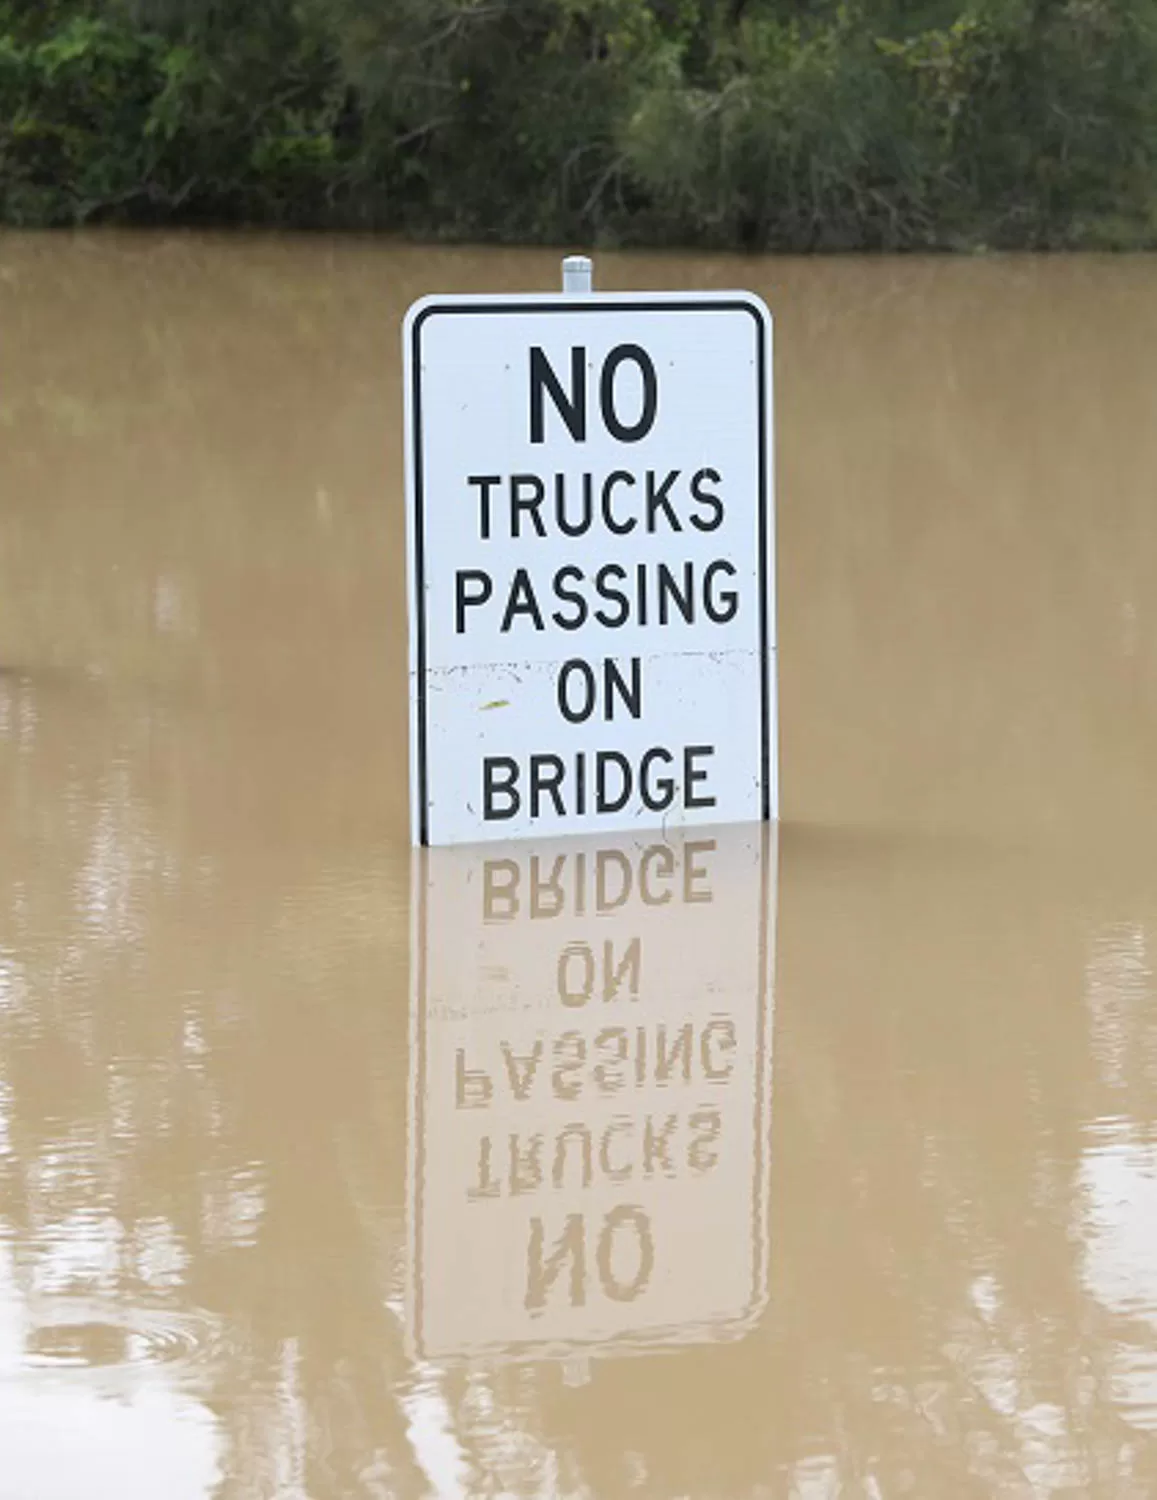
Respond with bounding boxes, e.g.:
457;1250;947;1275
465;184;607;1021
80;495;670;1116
407;824;776;1363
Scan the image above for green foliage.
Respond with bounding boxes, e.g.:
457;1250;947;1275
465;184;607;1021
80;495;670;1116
3;0;1157;246
624;8;935;248
0;0;346;225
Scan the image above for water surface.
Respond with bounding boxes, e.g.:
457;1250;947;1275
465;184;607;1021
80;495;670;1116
3;234;1157;1497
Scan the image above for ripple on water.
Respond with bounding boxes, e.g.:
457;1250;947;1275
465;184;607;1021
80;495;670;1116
20;1302;221;1377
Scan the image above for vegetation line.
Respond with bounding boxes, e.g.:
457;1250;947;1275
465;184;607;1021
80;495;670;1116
3;0;1157;249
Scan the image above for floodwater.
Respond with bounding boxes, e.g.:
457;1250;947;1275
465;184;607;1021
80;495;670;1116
3;234;1157;1498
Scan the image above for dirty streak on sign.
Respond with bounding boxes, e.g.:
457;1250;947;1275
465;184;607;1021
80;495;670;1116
404;292;776;847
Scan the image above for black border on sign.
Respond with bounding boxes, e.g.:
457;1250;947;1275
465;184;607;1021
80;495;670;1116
409;298;771;846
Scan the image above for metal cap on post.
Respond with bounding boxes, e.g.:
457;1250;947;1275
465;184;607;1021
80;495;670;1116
561;255;593;295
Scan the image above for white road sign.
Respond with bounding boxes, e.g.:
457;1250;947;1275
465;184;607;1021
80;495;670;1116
404;290;776;846
407;823;775;1364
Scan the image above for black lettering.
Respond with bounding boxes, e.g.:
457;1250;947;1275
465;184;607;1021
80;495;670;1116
646;469;681;532
530;346;586;444
510;473;547;538
551;565;587;630
639;747;676;811
483;757;520;820
600;345;658;443
455;570;492;634
703;559;739;624
555;472;594;537
596;751;632;814
657;562;695;625
467;475;501;540
557;660;597;724
594;565;629;628
530;754;566;818
604;657;642;720
501;569;545;633
684;745;716;809
689;467;725;532
601;471;637;535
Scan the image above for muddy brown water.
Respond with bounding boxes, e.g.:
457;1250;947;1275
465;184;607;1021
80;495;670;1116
3;233;1157;1497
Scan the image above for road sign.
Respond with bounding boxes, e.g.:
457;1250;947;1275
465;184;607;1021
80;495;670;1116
407;823;775;1364
404;284;776;846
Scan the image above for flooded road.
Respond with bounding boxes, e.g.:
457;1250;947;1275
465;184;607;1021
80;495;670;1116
3;234;1157;1496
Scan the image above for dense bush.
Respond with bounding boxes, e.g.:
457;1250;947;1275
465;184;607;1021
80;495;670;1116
3;0;1157;248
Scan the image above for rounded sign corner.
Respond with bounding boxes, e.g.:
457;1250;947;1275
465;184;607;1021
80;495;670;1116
729;290;773;338
402;294;447;348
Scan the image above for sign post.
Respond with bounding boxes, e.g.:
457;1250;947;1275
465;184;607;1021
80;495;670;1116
404;258;775;846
